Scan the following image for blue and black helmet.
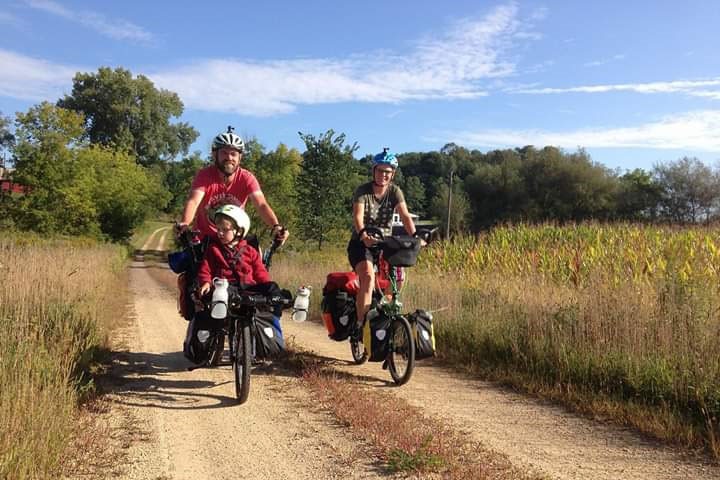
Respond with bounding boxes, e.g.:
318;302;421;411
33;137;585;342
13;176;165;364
372;147;398;169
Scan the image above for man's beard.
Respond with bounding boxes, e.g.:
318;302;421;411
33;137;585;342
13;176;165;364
217;160;238;176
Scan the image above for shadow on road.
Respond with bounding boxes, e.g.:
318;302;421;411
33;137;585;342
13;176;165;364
101;349;242;410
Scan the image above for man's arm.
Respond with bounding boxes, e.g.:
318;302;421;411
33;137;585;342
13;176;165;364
179;189;206;228
248;191;289;243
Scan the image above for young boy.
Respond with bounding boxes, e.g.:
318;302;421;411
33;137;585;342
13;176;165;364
197;204;270;295
185;204;283;365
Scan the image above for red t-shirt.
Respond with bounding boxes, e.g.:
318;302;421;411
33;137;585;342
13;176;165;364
190;166;261;236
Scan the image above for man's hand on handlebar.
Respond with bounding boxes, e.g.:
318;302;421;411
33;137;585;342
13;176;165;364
174;222;189;235
271;224;289;245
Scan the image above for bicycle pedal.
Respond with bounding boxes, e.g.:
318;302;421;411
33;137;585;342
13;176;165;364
382;359;389;370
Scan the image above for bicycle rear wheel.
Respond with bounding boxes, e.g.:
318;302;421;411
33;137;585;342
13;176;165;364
388;315;415;385
233;322;252;404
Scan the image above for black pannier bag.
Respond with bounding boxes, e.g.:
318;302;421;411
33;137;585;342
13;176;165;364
253;310;285;358
409;309;436;359
382;236;421;267
183;311;223;364
363;312;393;362
321;290;355;341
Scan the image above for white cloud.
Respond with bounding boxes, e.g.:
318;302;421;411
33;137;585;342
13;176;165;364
442;110;720;152
0;3;534;115
513;78;720;97
0;49;78;101
583;54;626;68
150;3;526;116
24;0;153;43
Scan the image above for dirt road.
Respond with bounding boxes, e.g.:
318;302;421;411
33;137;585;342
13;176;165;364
109;239;719;479
109;262;396;480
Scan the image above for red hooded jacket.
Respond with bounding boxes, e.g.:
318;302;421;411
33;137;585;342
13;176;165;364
197;237;270;287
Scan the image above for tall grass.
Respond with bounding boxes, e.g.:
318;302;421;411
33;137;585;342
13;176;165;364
0;234;127;479
419;224;720;455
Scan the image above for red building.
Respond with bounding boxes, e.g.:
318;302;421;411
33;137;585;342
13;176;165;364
0;167;27;195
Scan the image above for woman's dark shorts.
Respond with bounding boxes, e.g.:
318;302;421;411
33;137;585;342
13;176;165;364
347;238;375;269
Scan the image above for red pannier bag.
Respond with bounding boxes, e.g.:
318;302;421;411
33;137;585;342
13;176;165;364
323;272;359;295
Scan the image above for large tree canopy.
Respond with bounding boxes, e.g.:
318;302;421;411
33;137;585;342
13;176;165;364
58;67;198;167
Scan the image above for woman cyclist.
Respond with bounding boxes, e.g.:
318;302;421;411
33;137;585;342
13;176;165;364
347;148;419;335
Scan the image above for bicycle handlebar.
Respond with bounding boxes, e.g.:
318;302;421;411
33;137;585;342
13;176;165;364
228;289;293;310
358;226;436;245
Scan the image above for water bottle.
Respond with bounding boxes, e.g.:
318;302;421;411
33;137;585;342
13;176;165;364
211;277;229;319
291;285;311;322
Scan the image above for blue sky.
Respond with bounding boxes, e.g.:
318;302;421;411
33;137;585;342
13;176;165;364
1;1;719;172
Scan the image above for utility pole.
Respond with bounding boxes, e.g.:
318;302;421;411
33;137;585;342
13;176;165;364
446;169;454;238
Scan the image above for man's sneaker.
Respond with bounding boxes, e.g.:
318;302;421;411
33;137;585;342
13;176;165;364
382;359;389;370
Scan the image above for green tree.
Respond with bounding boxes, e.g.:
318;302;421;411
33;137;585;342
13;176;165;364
465;149;525;228
519;146;616;222
429;179;471;236
0;112;14;166
615;168;662;221
295;130;358;249
12;103;100;236
398;175;426;215
58;67;198;167
163;152;207;214
254;143;302;233
84;146;170;241
653;157;719;223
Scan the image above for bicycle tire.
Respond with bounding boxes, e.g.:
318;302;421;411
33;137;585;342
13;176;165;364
388;315;415;385
350;338;368;364
234;322;252;404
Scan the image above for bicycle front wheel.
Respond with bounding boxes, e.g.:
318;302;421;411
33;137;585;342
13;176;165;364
233;322;252;404
208;333;224;366
388;315;415;385
350;337;367;365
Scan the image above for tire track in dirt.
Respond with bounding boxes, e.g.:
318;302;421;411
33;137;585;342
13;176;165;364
283;320;720;480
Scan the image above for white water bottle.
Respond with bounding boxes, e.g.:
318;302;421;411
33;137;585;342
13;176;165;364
291;285;311;322
211;277;229;319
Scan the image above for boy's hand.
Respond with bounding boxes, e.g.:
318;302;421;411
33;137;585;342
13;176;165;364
198;282;211;297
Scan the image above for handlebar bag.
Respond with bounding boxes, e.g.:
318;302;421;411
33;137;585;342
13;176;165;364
168;249;192;274
409;309;436;359
382;236;421;267
253;310;285;358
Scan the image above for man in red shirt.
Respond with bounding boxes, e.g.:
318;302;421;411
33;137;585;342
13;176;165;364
176;126;289;243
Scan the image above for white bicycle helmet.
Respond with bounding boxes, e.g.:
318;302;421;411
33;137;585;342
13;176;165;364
210;204;251;239
212;126;245;153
